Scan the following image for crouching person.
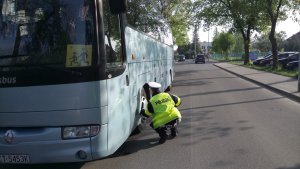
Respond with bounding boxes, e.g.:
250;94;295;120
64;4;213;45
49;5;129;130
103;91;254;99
141;82;182;144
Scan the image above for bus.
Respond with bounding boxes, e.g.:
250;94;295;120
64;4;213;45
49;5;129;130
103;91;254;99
0;0;174;164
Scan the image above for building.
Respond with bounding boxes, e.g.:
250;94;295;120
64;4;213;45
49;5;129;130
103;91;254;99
200;41;212;54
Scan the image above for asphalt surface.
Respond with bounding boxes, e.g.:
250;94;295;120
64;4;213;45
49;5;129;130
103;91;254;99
2;61;300;169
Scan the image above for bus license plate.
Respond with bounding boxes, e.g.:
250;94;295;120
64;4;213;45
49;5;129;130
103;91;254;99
0;155;30;164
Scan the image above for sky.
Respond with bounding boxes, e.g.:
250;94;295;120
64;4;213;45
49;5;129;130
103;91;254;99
192;17;300;43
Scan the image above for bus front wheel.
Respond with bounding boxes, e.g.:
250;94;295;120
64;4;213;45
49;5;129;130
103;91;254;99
131;85;149;136
165;70;172;92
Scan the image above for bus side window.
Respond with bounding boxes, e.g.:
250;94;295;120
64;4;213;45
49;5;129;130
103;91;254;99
103;0;122;68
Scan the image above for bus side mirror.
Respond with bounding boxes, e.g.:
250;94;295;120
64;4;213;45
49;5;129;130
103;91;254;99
109;0;127;14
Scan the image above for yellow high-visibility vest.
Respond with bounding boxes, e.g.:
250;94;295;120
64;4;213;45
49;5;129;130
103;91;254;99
146;93;181;129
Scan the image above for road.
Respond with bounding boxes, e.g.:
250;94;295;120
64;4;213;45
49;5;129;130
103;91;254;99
3;61;300;169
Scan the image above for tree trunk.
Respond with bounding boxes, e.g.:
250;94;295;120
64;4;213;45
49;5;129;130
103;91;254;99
243;38;250;65
269;21;278;70
240;28;250;65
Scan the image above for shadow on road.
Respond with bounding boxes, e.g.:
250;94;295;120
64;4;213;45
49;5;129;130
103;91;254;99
0;138;160;169
175;69;221;77
276;164;300;169
177;109;235;146
179;86;263;98
0;136;160;169
172;79;212;87
107;138;159;158
180;97;284;110
173;76;238;82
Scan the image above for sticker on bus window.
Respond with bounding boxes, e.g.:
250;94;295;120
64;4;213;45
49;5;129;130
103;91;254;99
66;45;92;67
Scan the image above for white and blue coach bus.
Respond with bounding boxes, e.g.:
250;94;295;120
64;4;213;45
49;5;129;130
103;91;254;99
0;0;174;164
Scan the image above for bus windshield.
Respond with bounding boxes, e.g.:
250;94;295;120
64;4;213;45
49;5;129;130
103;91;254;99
0;0;101;87
0;0;95;70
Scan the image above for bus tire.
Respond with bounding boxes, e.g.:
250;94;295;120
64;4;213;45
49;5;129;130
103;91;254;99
130;85;149;136
165;85;171;92
131;121;145;136
165;70;172;92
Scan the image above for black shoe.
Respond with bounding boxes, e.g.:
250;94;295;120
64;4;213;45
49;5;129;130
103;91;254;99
159;135;167;144
170;128;178;138
158;132;167;144
156;126;167;144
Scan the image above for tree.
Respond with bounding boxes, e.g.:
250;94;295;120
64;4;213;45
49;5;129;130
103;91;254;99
284;32;300;51
212;33;221;54
193;0;267;65
212;32;235;57
232;33;244;54
169;11;190;45
125;0;194;46
252;30;286;52
192;23;202;56
126;0;165;37
261;0;300;69
154;0;193;46
213;27;219;38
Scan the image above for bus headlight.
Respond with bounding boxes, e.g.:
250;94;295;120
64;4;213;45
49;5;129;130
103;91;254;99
62;125;100;139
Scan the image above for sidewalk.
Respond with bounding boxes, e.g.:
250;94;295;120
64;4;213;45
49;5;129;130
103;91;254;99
214;62;300;103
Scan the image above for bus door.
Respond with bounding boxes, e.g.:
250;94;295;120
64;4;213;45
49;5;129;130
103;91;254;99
103;1;132;153
125;27;149;131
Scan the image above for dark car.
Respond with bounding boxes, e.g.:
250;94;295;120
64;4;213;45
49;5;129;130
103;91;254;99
260;52;295;66
178;55;186;62
278;52;299;69
195;54;205;64
253;54;272;65
286;60;299;71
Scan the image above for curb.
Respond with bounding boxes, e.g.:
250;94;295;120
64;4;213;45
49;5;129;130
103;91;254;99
213;63;300;104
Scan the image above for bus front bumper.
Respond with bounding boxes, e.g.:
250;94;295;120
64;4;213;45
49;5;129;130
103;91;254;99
0;124;108;164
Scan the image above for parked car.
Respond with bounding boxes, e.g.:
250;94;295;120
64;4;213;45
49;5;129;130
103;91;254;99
286;60;299;71
278;52;299;69
260;52;296;66
178;55;186;62
195;54;205;64
253;54;272;65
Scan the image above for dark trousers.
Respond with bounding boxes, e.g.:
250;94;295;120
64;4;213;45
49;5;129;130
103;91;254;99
151;119;179;138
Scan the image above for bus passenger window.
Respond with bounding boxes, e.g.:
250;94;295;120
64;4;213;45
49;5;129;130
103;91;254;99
103;0;123;68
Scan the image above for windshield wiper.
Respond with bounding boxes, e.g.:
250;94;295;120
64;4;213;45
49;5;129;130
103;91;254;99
0;54;28;59
0;63;83;76
40;65;83;76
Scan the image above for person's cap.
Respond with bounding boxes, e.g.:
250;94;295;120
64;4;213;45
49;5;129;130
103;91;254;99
148;82;161;89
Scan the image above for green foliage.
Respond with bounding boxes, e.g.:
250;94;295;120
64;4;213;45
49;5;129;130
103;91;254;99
169;12;190;45
212;32;235;56
252;30;287;52
259;0;300;69
126;0;166;36
170;0;193;46
231;33;244;53
284;33;300;51
193;0;269;64
126;0;192;46
156;0;192;46
177;42;201;58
